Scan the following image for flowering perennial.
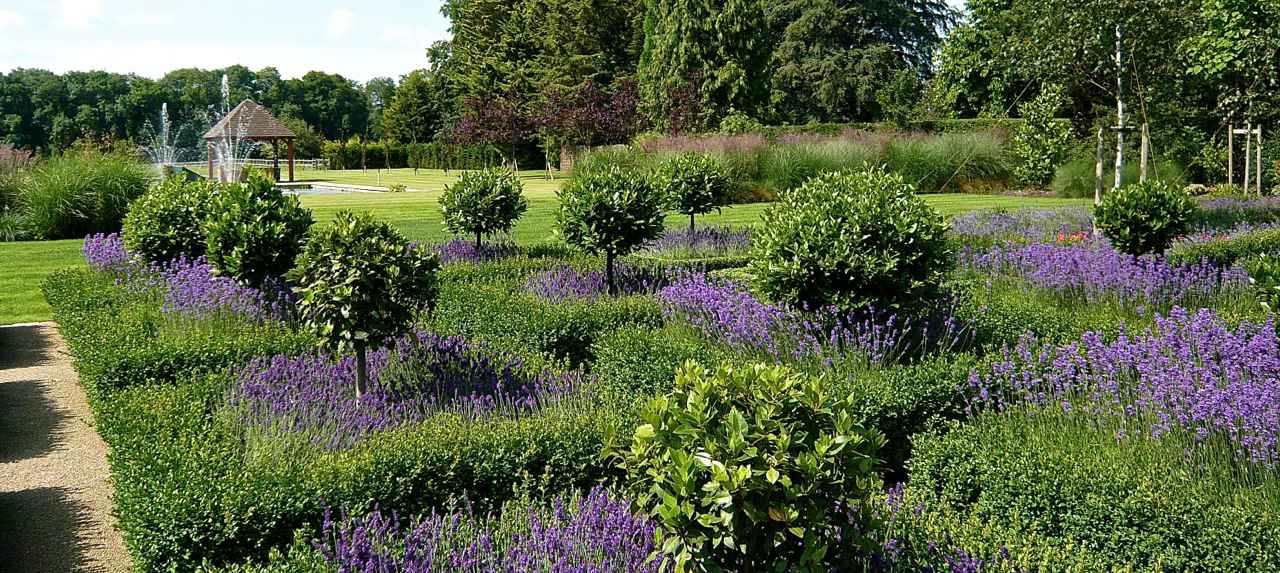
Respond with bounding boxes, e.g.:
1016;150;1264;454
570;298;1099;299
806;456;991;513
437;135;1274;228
969;307;1280;466
949;207;1093;244
317;487;665;572
639;226;750;256
83;232;289;320
524;265;666;303
657;272;956;365
432;237;520;264
962;241;1246;306
228;331;580;450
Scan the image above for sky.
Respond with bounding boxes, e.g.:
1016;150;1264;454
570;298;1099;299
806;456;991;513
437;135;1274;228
0;0;968;83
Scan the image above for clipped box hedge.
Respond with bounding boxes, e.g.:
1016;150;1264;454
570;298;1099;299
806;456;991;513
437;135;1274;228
1168;227;1280;268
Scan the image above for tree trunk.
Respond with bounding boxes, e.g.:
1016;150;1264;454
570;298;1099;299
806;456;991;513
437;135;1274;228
475;230;483;249
355;344;369;398
689;213;696;234
606;250;617;296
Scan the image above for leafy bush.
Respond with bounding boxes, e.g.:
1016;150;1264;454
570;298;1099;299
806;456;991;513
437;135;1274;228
386;183;406;193
439;167;528;246
656;153;731;232
555;165;665;295
1011;86;1071;185
18;151;151;240
1094;180;1198;256
612;362;885;572
1052;156;1186;198
1169;227;1280;268
203;173;313;286
590;326;725;397
292;211;440;395
751;168;952;312
1245;254;1280;312
122;178;216;263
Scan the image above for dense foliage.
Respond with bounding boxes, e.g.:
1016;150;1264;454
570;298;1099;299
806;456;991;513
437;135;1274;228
612;362;884;572
1094;180;1198;256
656;153;731;232
750;168;952;312
292;211;440;395
202;174;313;286
439;167;528;246
555;165;665;295
122;177;215;263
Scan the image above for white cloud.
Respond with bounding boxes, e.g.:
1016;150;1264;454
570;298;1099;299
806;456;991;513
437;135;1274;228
326;8;355;38
0;10;26;30
58;0;105;30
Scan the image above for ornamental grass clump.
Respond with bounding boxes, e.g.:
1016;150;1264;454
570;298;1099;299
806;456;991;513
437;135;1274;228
751;168;952;313
202;173;313;286
440;167;528;247
121;177;216;264
316;487;663;572
655;152;731;232
556;165;665;295
611;361;885;573
292;211;440;396
1094;180;1198;256
968;307;1280;466
228;331;580;450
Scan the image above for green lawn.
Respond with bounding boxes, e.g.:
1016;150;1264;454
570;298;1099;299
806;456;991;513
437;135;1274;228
0;168;1087;324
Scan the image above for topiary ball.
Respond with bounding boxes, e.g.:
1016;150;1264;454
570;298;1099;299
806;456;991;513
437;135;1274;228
202;173;313;286
750;167;952;313
122;177;216;264
655;152;731;229
1094;180;1198;256
439;167;527;245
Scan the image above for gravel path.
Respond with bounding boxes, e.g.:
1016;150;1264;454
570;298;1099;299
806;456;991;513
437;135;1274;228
0;323;130;573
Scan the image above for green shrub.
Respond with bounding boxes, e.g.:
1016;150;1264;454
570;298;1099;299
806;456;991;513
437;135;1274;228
439;167;528;246
1052;156;1186;198
1169;227;1280;268
386;183;407;193
203;173;313;286
590;326;726;397
718;108;764;135
42;268;311;399
751;168;952;312
907;408;1280;571
611;362;885;572
1094;180;1198;256
1245;254;1280;312
555;165;665;295
19;151;151;240
656;153;731;232
122;178;216;263
292;211;440;395
1011;86;1071;185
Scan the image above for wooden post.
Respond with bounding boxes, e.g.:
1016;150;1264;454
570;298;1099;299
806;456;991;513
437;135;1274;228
1228;123;1234;186
1139;123;1150;183
1094;126;1106;208
272;139;281;182
1245;123;1252;193
287;139;295;182
1258;125;1264;195
207;143;214;181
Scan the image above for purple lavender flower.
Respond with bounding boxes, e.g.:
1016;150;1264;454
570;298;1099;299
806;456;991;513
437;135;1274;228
524;265;666;303
433;237;520;264
640;226;751;257
969;307;1280;466
158;255;293;321
657;272;961;365
82;233;136;275
228;331;581;450
961;241;1247;307
317;486;666;572
950;207;1094;245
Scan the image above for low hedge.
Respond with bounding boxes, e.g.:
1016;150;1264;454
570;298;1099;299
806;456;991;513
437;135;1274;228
431;276;663;367
1168;227;1280;268
42;268;312;399
904;412;1280;571
102;376;629;572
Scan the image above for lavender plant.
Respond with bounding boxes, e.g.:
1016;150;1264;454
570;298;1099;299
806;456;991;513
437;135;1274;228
228;331;580;451
433;237;520;264
316;487;664;572
524;265;666;303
